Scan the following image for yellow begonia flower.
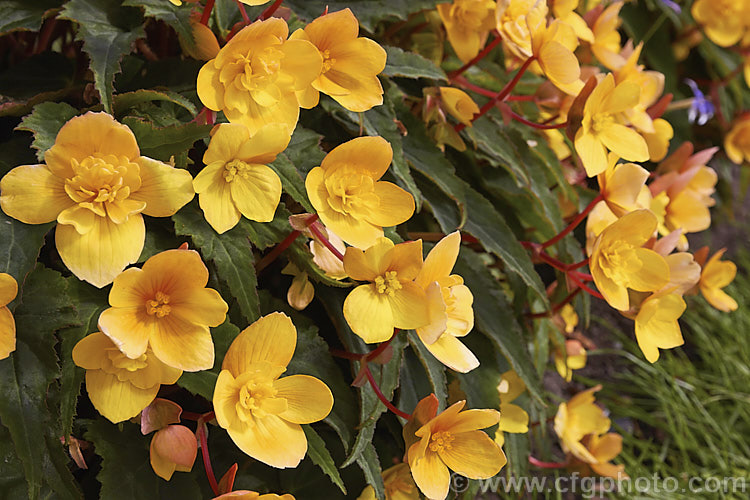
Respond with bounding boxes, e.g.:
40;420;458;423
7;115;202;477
438;0;496;63
724;116;750;164
213;312;333;468
149;424;198;480
554;339;587;382
281;263;314;311
553;385;610;463
0;273;18;360
0;112;194;288
614;44;665;134
531;19;583;94
343;238;430;343
494;370;529;447
634;292;686;363
197;18;323;135
290;8;387;112
193;123;287;234
700;249;738;312
589;210;669;311
414;232;478;373
407;400;506;500
182;17;221;61
585;432;627;478
643;118;674;162
98;249;228;372
495;0;547;60
72;332;182;423
357;463;419;500
691;0;749;48
590;2;625;70
439;87;479;126
597;158;650;217
574;74;650;177
305;136;415;249
552;0;594;42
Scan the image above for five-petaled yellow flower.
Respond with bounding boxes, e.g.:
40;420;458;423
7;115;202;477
437;0;497;63
343;238;430;343
553;385;610;463
0;112;195;288
0;273;18;360
98;249;228;372
414;231;478;373
724;116;750;165
72;332;182;423
691;0;750;48
634;291;686;363
306;136;415;249
291;8;387;112
700;249;738;312
406;397;506;500
194;123;288;234
197;17;323;135
494;370;529;447
213;312;333;468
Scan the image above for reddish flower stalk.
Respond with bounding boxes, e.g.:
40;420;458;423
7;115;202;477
197;422;220;495
510;111;567;130
568;272;603;299
200;0;216;26
364;364;412;420
257;0;284;20
234;0;251;24
308;222;345;261
366;329;399;361
254;214;319;273
447;35;503;80
452;75;498;98
527;288;582;319
541;193;604;249
528;455;568;469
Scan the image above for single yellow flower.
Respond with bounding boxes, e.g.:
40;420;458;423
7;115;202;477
531;18;583;94
634;292;686;363
574;74;650;177
414;231;478;373
559;303;578;333
554;339;587;382
724;116;750;164
691;0;749;47
597;157;650;217
439;87;480;126
98;249;228;371
281;263;314;311
494;370;529;447
290;8;387;112
700;249;738;312
643;118;674;162
582;432;627;478
589;209;670;311
0;273;18;360
72;332;182;423
438;0;497;63
406;400;506;500
305;136;415;249
181;16;221;61
0;112;194;288
552;0;594;43
590;1;625;70
193;123;287;234
343;238;430;343
614;44;665;134
149;424;198;480
495;0;547;60
213;312;333;468
197;18;323;135
553;385;610;463
357;463;419;500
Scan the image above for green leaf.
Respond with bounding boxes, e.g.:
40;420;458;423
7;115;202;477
0;266;81;500
355;443;384;500
60;0;145;113
454;249;545;404
383;46;447;81
407;331;447;409
122;0;194;48
114;89;198;117
0;52;76;117
123;116;211;162
0;211;53;287
16;101;78;161
173;201;261;326
284;0;444;31
0;0;61;34
303;425;347;494
271;153;314;213
285;126;325;175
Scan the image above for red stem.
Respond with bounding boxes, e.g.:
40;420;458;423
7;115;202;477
309;222;345;261
330;349;362;361
541;194;604;249
234;0;251;24
254;229;301;273
528;456;568;469
197;423;220;495
364;365;412;420
510;111;567;130
568;272;603;300
453;76;498;98
527;288;582;319
200;0;216;26
448;35;503;80
258;0;284;20
35;17;57;55
366;329;399;361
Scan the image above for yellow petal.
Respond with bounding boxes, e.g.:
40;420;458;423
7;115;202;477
213;370;240;429
343;244;383;281
497;403;529;433
224;93;300;137
343;284;394;343
172;287;228;327
439;430;507;479
628;248;670;292
590;432;622;463
416;231;460;288
142;249;210;292
195;163;242;234
598;123;649;163
319;136;392;180
539;40;580;86
204;123;251;165
279;39;324;91
304;166;327;214
422;333;479;373
130;157;195;217
71;331;114;370
635;293;685;363
86;370;159;423
575;130;609;177
603;162;649;216
363;181;415;228
591;257;630;311
702;286;738;312
0;306;16;360
303;8;359;49
149;317;214;372
0;273;18;307
236;123;292;164
318;209;383;249
222;312;296;376
389;281;430;330
0;164;72;224
197;60;224;112
56;214;145;288
228;415;307;468
97;307;152;360
275;375;333;424
408;443;451;500
387;239;423;280
416;282;449;345
229;165;282;222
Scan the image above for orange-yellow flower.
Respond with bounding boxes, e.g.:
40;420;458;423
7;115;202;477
405;398;506;500
357;463;419;500
700;249;738;312
554;339;587;382
305;136;415;249
343;238;430;343
193;123;288;234
597;157;650;217
438;0;496;63
553;385;610;463
495;0;547;60
589;1;625;70
414;232;478;373
0;273;18;360
72;332;182;423
552;0;594;43
574;74;650;177
634;291;686;363
724;116;750;164
589;210;670;311
0;112;194;288
290;8;387;112
213;312;333;468
181;16;221;61
579;432;627;478
691;0;750;48
149;424;198;481
613;44;665;134
197;18;322;135
98;249;228;372
439;87;479;126
494;370;529;447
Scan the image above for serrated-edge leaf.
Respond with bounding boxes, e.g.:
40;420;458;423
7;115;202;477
271;153;314;213
16;101;78;161
383;45;447;81
122;116;211;161
407;331;447;410
302;425;347;494
113;89;197;117
356;443;385;500
122;0;194;48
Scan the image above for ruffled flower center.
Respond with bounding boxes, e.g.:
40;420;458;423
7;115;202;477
374;271;402;296
324;168;379;217
428;430;455;452
591;112;615;133
103;348;150;382
235;372;287;422
146;291;172;318
64;154;141;218
233;46;284;92
599;243;640;285
450;0;488;30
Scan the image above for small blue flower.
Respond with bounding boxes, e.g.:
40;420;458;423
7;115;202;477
660;0;681;14
685;79;714;126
